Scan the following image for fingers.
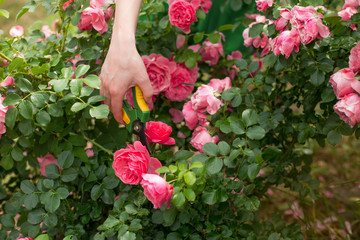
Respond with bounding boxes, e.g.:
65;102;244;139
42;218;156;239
137;77;153;107
99;74;111;112
110;86;126;124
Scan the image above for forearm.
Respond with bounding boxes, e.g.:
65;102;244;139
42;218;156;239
113;0;142;41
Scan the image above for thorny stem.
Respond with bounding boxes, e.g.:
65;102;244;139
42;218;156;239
79;131;114;155
0;52;12;62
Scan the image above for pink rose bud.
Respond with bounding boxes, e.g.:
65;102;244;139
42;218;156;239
177;131;187;139
190;126;219;153
113;141;162;185
208;77;232;93
142;54;176;95
256;0;273;12
86;149;94;157
334;93;360;128
191;85;222;114
141;173;174;209
78;7;108;34
9;25;24;37
330;68;359;99
349;41;360;73
145;121;176;145
164;64;196;102
176;34;186;48
1;76;15;87
169;108;184;123
182;101;208;130
37;153;60;177
168;0;197;34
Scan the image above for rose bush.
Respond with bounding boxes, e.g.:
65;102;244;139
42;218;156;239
0;0;359;239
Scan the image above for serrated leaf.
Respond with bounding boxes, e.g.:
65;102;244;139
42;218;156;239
87;95;106;104
75;64;90;78
36;111;51;126
208;33;221;44
247;126;266;140
206;157;223;174
19;101;33;119
70;79;83;96
193;32;204;43
3;94;21;106
155;166;170;173
5;107;18;129
83;74;100;89
190;161;203;169
183;188;195;201
184;172;196;185
71;102;87;112
89;105;109;119
202;142;218;156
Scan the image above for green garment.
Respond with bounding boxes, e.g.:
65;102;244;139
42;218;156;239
197;1;256;54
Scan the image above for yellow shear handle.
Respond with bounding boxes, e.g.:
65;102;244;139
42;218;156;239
134;86;150;112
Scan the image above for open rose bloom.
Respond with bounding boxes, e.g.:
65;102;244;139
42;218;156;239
141;174;174;209
168;0;197;34
113;141;162;185
145;121;175;145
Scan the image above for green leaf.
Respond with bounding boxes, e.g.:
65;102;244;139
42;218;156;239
1;155;13;170
230;120;245;134
236;59;248;70
9;57;25;72
61;168;78;182
3;93;21;106
206;157;223;174
62;235;74;240
83;74;100;89
58;151;74;168
24;193;39;209
125;204;138;215
28;209;45;224
208;32;221;44
71;102;87;112
183;188;195;201
202;142;218;156
91;185;103;200
196;9;206;20
16;7;29;21
193;32;204;43
5;107;18;129
202;190;217;205
263;53;277;67
172;192;185;207
0;0;5;5
21;180;36;194
49;79;68;93
19;100;33;119
218;24;234;31
268;233;280;240
75;64;90;78
310;70;325;86
155;166;170;173
31;93;47;108
0;9;9;18
129;219;142;231
249;23;263;38
120;231;136;240
184;171;196;185
89;105;110;119
248;61;259;73
35;234;50;240
11;147;24;161
87;95;107;104
57;187;69;199
61;67;74;79
47;103;63;117
45;164;60;179
248;163;261;181
247;126;266;140
45;193;61;213
190;161;203;169
242;109;259;127
230;0;243;11
185;57;196;69
70;79;83;96
174;150;194;160
327;130;342;145
169;165;178;173
36;111;51;126
218;141;230;155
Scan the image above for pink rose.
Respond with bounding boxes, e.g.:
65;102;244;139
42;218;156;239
182;102;208;130
169;0;197;34
227;50;242;60
145;121;175;145
113;141;162;185
200;0;212;13
90;0;114;8
256;0;273;12
333;93;360;128
37;153;60;177
9;26;24;37
86;149;94;157
142;54;176;95
190;126;219;153
200;39;224;66
62;0;74;10
349;41;360;73
141;173;174;209
176;34;186;48
344;0;360;8
1;77;15;87
188;44;201;53
17;238;33;240
164;64;196;102
208;77;232;93
339;7;358;21
329;68;359;99
191;85;222;114
169;108;184;123
0;95;10;123
271;29;300;59
78;7;108;34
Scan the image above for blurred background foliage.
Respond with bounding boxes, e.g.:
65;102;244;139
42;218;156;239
1;0;359;239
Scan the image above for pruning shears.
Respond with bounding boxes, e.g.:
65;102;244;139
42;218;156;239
122;86;151;153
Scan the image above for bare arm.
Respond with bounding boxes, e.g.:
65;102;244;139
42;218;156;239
100;0;153;123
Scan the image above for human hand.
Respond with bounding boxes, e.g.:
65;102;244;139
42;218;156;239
100;34;153;123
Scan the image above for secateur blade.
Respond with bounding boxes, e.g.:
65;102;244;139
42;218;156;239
132;119;151;153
